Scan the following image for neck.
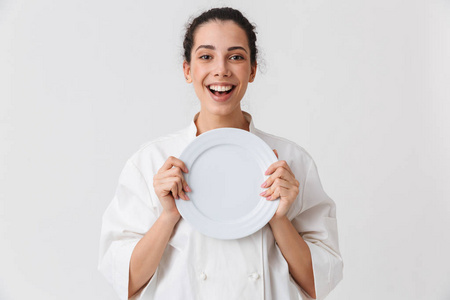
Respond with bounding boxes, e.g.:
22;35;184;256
195;109;250;136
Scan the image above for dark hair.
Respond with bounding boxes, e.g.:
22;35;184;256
183;7;258;66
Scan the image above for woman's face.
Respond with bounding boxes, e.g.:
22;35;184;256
183;20;257;117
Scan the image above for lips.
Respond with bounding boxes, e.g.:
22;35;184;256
206;84;236;102
208;84;235;93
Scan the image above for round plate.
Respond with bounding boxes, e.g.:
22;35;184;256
177;127;279;240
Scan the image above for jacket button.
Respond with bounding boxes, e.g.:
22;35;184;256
249;272;260;280
199;272;207;280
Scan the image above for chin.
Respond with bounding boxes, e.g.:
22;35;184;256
203;103;241;117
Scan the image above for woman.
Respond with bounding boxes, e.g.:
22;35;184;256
99;7;343;300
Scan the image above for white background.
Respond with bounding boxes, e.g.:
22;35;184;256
1;0;449;299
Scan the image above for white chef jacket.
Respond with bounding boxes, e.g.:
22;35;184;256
98;111;343;300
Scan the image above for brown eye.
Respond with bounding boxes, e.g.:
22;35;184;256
200;55;211;60
230;55;244;60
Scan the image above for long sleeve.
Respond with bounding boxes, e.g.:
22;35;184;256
291;159;344;299
98;159;158;300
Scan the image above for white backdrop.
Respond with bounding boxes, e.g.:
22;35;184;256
1;0;449;299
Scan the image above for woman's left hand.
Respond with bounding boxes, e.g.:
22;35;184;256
260;149;300;222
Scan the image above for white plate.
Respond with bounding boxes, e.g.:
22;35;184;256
177;127;279;240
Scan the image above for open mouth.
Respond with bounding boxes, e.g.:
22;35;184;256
208;85;236;96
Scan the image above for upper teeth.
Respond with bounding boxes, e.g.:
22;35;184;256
209;85;233;92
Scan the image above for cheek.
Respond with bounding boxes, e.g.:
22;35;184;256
192;69;208;83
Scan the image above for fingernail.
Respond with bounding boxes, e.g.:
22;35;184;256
266;196;272;200
184;167;189;173
185;194;190;200
185;185;191;192
261;181;267;188
265;170;270;175
260;191;266;196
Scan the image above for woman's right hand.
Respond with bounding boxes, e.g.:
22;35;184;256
153;156;191;222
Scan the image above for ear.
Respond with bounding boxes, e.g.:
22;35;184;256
183;61;192;83
249;62;257;83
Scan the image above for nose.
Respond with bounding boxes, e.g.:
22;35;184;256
214;58;231;77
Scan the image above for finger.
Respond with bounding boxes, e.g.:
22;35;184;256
273;149;279;159
180;189;190;201
264;160;294;177
266;186;283;201
168;167;189;196
158;156;189;173
155;167;191;201
172;170;192;201
175;177;190;201
267;185;296;201
260;177;292;198
170;177;183;200
177;172;191;200
158;168;184;199
154;177;180;200
261;178;283;197
165;167;192;193
170;180;180;200
159;176;183;200
261;167;296;188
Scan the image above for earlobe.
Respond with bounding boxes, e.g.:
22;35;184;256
249;64;257;83
183;61;192;83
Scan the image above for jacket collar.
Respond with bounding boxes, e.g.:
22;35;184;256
187;111;256;140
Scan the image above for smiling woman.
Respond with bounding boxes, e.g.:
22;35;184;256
98;7;343;300
183;19;257;131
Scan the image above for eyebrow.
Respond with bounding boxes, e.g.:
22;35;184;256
195;45;248;54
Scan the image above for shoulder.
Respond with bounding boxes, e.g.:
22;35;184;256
127;126;192;174
253;127;314;169
138;127;189;153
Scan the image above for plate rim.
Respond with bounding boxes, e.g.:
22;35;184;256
176;127;279;240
